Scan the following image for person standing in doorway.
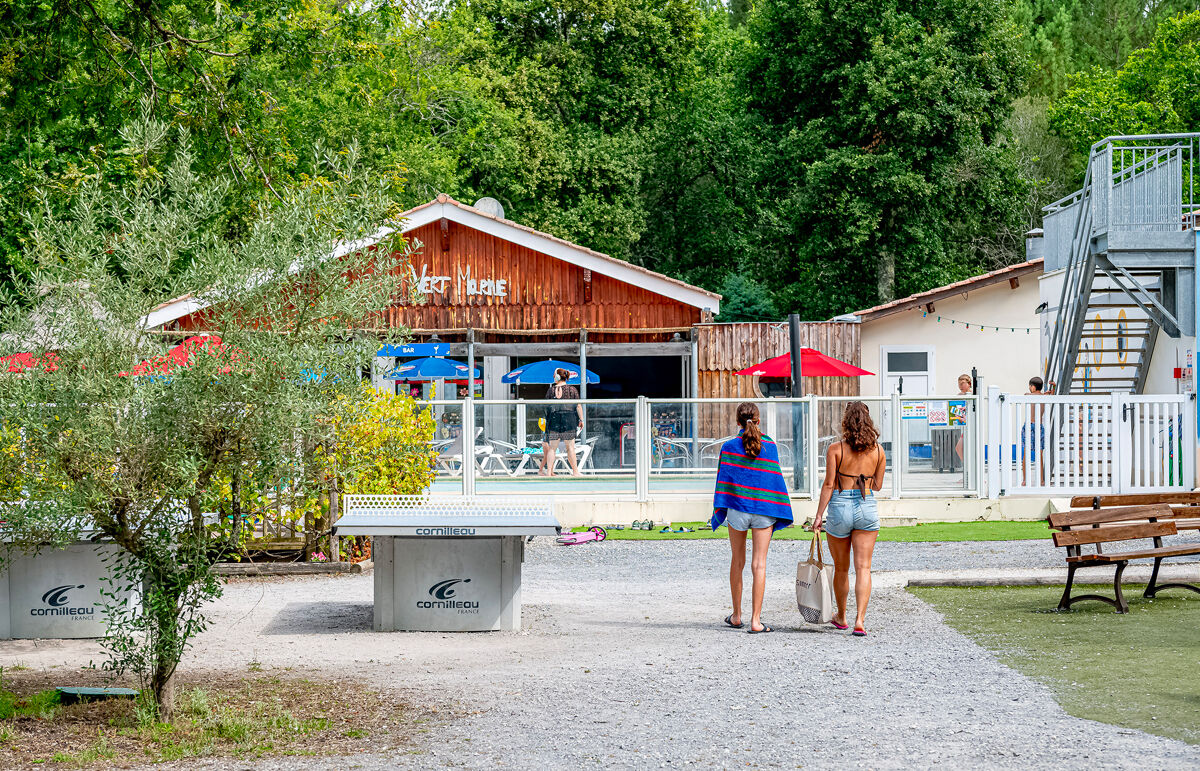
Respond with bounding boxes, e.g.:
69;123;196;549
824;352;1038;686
812;402;886;636
954;373;972;463
540;368;584;477
1021;376;1045;485
712;402;794;634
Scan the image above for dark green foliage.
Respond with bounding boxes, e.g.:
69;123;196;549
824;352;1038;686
1015;0;1198;98
743;0;1027;317
716;273;777;322
7;0;1176;323
1050;11;1200;156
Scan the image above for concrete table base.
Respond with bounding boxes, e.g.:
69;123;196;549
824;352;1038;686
0;542;132;639
371;536;524;632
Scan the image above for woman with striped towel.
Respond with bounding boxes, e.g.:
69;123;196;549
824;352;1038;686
711;402;794;634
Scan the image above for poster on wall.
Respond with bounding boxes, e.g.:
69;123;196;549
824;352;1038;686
901;402;927;421
949;400;967;427
927;401;950;427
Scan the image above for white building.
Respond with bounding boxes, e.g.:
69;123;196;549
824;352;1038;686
852;259;1043;397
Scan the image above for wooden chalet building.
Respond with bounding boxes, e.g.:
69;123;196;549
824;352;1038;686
141;194;861;401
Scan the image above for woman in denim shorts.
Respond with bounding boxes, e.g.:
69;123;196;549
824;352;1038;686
710;403;794;634
812;402;886;636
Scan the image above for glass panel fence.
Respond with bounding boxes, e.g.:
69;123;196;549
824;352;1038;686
813;397;894;497
470;399;639;495
898;396;979;495
645;399;812;496
407;395;983;500
421;400;467;495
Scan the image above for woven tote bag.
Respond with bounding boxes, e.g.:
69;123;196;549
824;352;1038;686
796;533;835;624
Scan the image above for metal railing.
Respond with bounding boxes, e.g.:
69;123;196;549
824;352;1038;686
416;394;984;501
1044;133;1199;393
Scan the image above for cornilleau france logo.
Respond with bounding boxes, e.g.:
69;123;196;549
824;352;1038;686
429;578;470;600
43;585;83;607
417;578;479;610
31;584;94;618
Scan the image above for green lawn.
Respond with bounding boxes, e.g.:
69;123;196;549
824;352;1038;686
576;520;1051;542
911;585;1200;745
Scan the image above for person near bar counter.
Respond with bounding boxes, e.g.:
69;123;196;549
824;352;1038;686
539;368;584;477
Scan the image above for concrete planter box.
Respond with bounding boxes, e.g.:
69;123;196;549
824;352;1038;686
0;541;135;639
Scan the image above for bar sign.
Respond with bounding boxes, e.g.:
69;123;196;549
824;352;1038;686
378;343;454;357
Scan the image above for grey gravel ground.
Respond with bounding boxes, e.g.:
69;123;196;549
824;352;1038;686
6;537;1200;769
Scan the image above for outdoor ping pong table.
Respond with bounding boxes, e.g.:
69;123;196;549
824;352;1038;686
333;495;559;632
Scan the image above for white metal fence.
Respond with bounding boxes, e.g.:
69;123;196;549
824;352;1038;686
987;389;1196;496
415;390;1196;500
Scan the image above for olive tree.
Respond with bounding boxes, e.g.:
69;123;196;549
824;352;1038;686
0;110;413;720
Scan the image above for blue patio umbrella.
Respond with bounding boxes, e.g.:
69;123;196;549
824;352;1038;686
501;359;599;385
385;356;479;381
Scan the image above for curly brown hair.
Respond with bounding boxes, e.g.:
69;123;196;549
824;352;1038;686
841;401;879;452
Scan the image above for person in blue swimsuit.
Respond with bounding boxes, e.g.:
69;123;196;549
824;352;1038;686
812;402;886;637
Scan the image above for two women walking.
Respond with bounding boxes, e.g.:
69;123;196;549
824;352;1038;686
713;401;884;635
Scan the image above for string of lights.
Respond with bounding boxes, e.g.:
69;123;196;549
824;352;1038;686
919;309;1035;334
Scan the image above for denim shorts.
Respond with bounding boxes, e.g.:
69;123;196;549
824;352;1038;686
824;490;879;538
725;508;778;531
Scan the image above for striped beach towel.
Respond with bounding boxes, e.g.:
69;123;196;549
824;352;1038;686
710;435;794;532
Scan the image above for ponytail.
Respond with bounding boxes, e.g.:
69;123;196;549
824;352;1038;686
736;402;763;458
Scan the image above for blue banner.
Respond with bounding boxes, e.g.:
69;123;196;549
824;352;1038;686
378;343;454;357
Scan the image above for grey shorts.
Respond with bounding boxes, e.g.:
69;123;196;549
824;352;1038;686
824;490;879;538
725;508;777;531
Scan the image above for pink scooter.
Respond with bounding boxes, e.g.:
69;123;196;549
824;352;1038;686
556;526;608;546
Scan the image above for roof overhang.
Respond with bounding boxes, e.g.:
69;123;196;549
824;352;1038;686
853;260;1043;323
400;197;720;312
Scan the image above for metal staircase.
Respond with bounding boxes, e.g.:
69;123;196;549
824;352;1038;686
1043;134;1198;394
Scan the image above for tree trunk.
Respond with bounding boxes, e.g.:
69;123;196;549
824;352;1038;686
152;667;175;722
876;245;896;304
875;210;898;303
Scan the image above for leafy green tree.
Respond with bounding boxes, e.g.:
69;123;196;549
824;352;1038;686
744;0;1027;317
1015;0;1197;98
715;272;778;322
631;6;762;291
1050;11;1200;157
0;0;456;296
426;0;703;259
0;111;419;719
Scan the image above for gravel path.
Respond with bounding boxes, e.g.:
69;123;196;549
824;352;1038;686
6;538;1200;769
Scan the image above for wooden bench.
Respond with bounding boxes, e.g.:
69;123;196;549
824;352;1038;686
1049;493;1200;613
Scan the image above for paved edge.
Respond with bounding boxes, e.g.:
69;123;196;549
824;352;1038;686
214;560;372;576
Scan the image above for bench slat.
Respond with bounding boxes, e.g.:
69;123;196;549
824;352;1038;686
1052;520;1176;547
1048;504;1173;528
1066;543;1200;563
1068;492;1200;508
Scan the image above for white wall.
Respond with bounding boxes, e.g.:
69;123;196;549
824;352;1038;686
860;278;1041;395
1143;334;1196;394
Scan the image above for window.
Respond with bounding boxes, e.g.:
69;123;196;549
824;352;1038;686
887;351;928;373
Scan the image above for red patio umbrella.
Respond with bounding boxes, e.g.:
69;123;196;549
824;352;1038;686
119;335;238;377
1;351;60;374
735;350;873;378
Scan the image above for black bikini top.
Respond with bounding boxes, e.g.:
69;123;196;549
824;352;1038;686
836;446;879;495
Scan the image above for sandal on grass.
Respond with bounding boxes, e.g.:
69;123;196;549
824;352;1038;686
723;614;744;629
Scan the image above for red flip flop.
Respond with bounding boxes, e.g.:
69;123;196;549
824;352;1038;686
852;627;867;637
830;619;849;630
